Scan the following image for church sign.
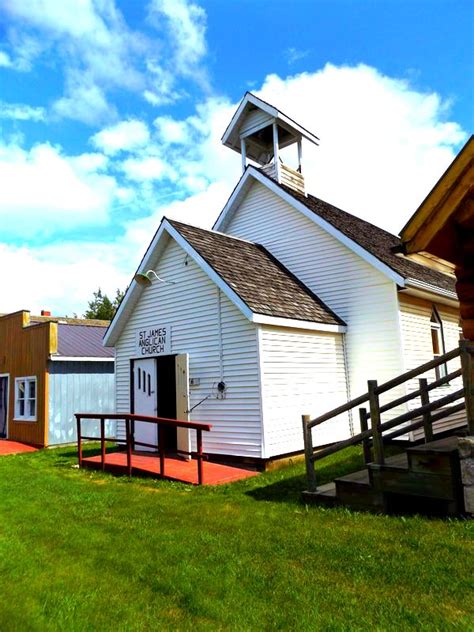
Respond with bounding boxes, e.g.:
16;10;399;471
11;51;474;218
136;324;171;357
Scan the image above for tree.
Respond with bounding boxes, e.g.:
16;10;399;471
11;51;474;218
84;288;124;320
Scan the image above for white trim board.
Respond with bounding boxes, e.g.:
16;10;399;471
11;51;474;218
251;314;346;333
213;167;406;288
49;356;115;362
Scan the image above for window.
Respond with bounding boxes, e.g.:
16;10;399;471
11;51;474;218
15;377;37;421
431;308;447;380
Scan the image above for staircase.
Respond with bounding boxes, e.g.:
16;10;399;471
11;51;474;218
306;437;464;515
302;342;474;517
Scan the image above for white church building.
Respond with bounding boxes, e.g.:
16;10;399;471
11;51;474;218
104;93;461;465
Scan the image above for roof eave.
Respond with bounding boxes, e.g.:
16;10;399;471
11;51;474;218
251;313;346;333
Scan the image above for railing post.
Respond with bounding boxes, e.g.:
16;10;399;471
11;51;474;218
197;429;204;485
368;380;384;465
100;417;106;470
302;414;317;492
419;378;433;442
131;417;136;451
76;415;82;468
460;339;474;434
126;417;132;477
359;408;371;464
158;424;165;478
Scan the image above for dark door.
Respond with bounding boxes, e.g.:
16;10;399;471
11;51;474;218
0;376;8;439
156;355;177;451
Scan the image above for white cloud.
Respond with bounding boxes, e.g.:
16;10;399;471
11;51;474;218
0;141;119;237
0;240;131;316
148;0;208;86
122;156;176;182
91;120;150;155
0;100;46;121
0;50;12;67
251;64;466;230
53;72;114;125
1;0;211;123
139;65;465;236
154;116;189;143
1;0;147;123
285;47;309;65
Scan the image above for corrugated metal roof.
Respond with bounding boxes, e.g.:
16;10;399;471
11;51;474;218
56;324;115;358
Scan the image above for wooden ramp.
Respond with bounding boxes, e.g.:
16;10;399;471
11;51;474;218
82;451;259;486
304;437;465;515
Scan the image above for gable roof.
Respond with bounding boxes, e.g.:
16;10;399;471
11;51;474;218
214;166;457;298
104;217;346;346
168;220;344;327
221;92;319;160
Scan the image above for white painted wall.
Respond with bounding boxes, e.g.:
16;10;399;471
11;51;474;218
114;238;262;458
224;180;406;423
258;326;351;457
398;294;463;436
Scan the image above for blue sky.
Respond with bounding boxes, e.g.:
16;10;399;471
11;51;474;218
0;0;472;315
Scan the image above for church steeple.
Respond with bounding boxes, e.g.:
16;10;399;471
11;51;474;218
221;92;319;195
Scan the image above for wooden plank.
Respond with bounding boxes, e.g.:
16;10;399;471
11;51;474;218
369;466;457;501
378;368;462;414
302;414;317;492
368;380;384;465
359;408;371;464
460;339;474;434
419;378;433;442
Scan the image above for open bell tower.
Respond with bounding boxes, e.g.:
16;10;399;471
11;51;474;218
221;92;319;195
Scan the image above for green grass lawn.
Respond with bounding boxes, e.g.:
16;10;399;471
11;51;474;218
0;445;472;631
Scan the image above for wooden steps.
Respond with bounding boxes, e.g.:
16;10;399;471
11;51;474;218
303;437;465;516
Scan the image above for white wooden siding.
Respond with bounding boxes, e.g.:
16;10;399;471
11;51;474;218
239;110;273;136
259;326;351;458
398;294;464;437
48;362;115;446
114;238;262;458
225;180;405;423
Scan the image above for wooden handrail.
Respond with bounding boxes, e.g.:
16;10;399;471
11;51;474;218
378;368;462;414
75;413;212;485
75;412;212;432
307;389;464;465
374;347;460;395
307;347;460;429
302;343;469;491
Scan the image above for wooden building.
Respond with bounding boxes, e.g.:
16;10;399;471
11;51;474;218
104;93;464;465
400;135;473;431
0;310;115;447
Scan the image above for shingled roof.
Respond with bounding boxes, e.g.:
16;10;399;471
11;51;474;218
169;220;344;326
258;170;457;295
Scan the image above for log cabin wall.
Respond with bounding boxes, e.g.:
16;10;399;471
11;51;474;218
0;311;56;446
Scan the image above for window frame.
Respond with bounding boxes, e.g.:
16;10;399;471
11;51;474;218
430;307;447;381
14;376;37;422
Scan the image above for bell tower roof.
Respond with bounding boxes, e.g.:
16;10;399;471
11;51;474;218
221;92;319;164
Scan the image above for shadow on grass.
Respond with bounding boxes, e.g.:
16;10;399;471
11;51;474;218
246;450;366;505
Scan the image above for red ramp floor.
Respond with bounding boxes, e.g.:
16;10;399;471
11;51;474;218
82;451;259;486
